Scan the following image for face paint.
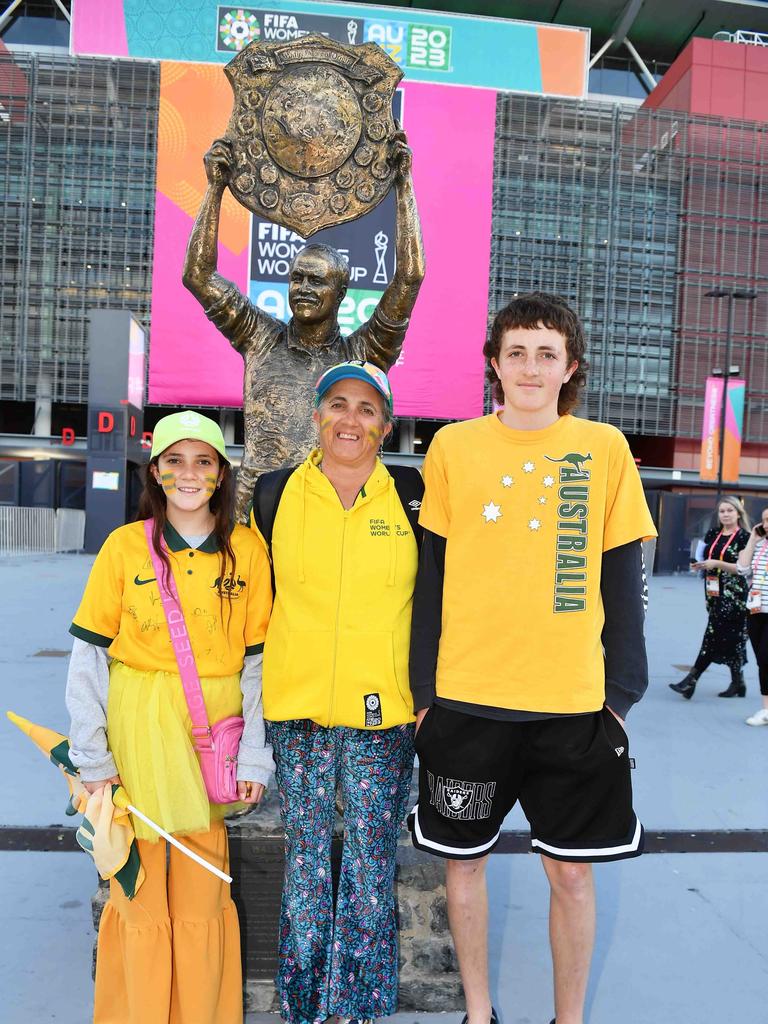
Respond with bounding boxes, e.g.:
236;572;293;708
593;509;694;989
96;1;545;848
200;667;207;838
319;417;333;431
160;471;176;493
204;474;217;496
367;426;383;443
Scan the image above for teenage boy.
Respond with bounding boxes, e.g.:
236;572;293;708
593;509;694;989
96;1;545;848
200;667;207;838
408;292;656;1024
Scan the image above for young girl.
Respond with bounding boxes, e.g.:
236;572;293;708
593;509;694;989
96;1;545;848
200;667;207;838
66;410;274;1024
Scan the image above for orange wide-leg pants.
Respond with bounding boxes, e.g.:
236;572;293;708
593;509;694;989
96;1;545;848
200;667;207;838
93;819;242;1024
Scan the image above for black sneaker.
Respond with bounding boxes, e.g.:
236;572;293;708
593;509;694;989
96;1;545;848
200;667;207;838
460;1010;499;1024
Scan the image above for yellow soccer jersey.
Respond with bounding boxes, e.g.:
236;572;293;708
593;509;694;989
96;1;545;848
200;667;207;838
70;521;272;675
420;413;657;714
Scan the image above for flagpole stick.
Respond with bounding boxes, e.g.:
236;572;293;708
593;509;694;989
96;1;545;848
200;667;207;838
127;804;232;884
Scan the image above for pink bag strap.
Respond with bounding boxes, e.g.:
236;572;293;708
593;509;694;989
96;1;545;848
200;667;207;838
143;518;213;752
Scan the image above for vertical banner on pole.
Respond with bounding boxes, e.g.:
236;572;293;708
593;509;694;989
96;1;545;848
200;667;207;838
699;377;745;483
723;379;746;483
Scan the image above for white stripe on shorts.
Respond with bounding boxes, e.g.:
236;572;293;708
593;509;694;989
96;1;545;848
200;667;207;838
410;803;502;858
531;815;643;859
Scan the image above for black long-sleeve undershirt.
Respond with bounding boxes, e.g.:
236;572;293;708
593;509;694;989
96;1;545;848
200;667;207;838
408;530;648;720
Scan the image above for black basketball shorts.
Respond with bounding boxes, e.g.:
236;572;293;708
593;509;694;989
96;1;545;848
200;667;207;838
408;703;643;862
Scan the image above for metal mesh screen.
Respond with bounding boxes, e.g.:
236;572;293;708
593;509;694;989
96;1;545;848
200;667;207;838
491;94;768;442
0;51;158;404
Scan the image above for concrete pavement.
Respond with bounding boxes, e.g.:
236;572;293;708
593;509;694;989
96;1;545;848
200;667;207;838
1;555;766;1023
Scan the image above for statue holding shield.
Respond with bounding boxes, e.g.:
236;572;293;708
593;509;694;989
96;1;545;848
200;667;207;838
182;35;425;521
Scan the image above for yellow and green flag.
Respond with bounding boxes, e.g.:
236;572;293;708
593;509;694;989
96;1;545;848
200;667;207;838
6;711;145;899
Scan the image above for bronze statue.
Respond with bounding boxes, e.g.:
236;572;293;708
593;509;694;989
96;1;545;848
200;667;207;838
182;36;425;521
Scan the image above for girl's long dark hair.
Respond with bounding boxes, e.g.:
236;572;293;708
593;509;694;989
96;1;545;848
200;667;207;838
136;456;237;628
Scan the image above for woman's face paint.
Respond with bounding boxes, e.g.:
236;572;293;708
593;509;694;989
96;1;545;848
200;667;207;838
153;440;222;514
312;379;391;469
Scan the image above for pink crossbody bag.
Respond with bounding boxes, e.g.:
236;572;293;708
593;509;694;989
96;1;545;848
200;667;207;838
144;519;242;804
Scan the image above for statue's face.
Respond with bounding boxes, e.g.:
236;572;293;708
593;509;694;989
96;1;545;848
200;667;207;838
288;250;343;324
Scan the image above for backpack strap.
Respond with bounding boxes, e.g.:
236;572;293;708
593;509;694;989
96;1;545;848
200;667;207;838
387;464;425;550
251;466;296;557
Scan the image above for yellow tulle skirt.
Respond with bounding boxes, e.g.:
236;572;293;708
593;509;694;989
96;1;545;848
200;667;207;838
106;661;245;842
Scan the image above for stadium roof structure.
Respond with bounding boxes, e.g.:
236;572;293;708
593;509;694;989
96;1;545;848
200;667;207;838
359;0;768;62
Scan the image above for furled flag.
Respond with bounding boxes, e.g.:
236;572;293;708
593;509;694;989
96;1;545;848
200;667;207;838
6;711;144;899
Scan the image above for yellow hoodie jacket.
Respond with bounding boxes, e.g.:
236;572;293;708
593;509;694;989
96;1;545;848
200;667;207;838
261;451;418;729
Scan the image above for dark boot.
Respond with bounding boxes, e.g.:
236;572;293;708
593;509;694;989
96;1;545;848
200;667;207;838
718;670;746;698
669;671;698;699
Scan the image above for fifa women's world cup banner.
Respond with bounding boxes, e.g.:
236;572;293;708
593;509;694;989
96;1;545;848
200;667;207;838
71;0;589;419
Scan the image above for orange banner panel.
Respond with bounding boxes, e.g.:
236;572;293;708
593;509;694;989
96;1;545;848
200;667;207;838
156;62;249;255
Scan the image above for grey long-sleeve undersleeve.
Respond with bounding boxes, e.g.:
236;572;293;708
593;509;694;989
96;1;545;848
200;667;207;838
236;652;275;786
65;637;117;783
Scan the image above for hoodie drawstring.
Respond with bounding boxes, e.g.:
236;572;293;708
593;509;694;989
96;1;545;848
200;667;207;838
387;474;397;586
297;467;307;583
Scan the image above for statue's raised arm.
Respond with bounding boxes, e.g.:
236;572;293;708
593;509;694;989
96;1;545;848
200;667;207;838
182;138;268;351
362;126;425;371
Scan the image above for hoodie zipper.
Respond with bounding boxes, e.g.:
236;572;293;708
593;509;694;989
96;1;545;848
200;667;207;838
328;510;348;726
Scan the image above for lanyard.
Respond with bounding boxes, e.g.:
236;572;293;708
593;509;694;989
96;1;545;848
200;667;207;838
752;539;768;576
708;530;737;562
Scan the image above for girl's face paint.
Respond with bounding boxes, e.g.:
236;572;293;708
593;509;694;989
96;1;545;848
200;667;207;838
160;471;176;494
152;440;222;514
312;379;391;469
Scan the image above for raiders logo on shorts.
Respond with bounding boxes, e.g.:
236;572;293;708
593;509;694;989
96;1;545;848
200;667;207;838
364;692;382;727
427;771;496;820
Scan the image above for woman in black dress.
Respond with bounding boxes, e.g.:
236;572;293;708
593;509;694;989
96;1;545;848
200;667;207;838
670;496;750;699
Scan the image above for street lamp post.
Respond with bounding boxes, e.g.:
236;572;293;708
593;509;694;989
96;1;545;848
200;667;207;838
705;288;758;496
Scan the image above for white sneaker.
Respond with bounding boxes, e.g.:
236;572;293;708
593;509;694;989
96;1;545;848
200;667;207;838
745;708;768;726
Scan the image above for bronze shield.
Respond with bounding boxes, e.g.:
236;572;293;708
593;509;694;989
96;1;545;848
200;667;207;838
223;34;403;237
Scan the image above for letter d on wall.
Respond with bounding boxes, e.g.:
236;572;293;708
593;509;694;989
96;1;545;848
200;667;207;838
98;411;115;432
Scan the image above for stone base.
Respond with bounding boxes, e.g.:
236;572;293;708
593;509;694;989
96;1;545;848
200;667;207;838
394;847;462;1010
244;978;281;1013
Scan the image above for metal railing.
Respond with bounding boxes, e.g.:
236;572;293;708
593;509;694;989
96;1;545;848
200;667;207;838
713;30;768;47
0;507;85;554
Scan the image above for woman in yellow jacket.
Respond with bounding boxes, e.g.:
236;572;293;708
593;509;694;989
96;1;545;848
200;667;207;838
66;411;274;1024
252;361;422;1024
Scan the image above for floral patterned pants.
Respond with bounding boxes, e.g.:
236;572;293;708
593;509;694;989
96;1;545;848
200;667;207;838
267;720;416;1024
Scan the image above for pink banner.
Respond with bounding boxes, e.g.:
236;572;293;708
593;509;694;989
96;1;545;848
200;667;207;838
389;81;495;419
71;0;128;57
148;76;496;419
148;193;247;406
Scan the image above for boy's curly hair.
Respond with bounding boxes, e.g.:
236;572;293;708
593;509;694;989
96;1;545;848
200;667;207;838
483;292;589;415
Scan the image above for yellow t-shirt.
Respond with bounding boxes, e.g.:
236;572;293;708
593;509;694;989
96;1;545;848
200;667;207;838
420;413;657;713
70;521;272;675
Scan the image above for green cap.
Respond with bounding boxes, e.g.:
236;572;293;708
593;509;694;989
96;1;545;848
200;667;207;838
150;411;228;461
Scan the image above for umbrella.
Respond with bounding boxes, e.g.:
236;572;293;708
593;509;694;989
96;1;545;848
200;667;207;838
6;711;232;893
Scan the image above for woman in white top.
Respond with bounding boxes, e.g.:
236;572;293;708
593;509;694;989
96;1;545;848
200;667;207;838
737;506;768;726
